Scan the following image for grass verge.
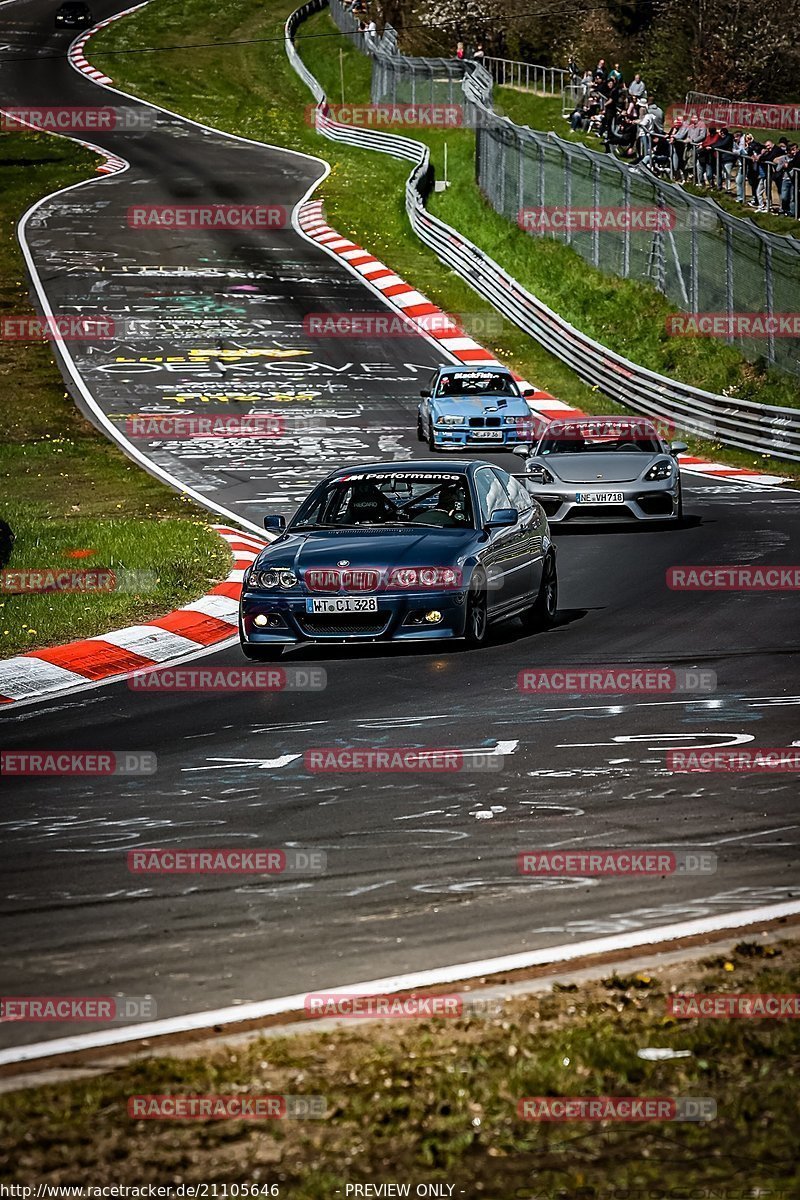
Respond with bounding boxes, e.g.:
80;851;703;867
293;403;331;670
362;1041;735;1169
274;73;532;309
0;129;231;657
2;937;798;1193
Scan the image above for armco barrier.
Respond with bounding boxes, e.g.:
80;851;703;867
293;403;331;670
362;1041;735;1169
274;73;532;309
286;0;800;462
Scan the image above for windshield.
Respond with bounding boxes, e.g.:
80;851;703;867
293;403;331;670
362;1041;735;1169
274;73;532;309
436;371;519;398
289;473;475;530
538;421;662;455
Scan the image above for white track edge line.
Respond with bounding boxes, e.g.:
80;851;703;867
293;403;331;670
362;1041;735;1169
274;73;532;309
3;898;799;1066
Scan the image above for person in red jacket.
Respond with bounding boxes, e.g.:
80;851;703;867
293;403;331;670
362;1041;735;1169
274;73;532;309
697;126;722;186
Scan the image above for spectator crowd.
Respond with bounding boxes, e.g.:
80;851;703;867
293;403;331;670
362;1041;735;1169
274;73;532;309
565;58;800;218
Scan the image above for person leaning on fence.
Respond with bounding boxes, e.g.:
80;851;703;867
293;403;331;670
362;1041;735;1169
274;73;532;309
579;68;594;99
668;116;690;179
711;126;735;190
636;100;665;166
697;125;722;186
456;41;464;59
779;144;800;216
733;132;758;202
473;43;485;62
754;140;782;211
683;114;707;182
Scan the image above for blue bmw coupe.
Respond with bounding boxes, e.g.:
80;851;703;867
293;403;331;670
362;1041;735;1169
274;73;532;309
239;461;557;656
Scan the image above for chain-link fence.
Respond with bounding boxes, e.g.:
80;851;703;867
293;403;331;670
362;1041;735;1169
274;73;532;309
342;0;800;382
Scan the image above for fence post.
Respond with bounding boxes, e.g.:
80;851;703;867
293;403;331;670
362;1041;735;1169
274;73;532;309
765;242;775;364
725;221;734;345
622;169;630;276
689;205;699;313
592;159;600;268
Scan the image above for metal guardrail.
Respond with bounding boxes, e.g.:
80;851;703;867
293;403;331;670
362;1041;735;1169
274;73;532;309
286;0;800;462
483;56;567;96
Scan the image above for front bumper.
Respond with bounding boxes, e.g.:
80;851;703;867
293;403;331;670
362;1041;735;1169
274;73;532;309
433;426;533;450
526;477;681;524
240;588;469;645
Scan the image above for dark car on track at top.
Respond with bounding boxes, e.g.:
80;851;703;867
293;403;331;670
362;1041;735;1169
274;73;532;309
55;2;94;27
239;460;558;657
417;364;540;451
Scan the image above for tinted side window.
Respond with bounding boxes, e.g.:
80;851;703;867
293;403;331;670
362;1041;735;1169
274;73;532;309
475;468;511;523
501;471;534;513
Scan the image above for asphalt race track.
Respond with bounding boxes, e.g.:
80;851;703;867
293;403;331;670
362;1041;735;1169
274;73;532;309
1;0;799;1055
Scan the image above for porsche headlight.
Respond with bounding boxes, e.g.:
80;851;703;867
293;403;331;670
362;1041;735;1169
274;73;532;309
644;459;674;481
528;465;555;485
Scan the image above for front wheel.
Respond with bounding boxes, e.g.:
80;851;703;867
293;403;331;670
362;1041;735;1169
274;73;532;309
416;415;425;442
427;425;438;452
521;551;558;632
676;482;684;522
462;572;489;648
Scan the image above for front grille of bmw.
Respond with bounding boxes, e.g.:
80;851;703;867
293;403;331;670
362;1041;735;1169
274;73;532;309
468;417;502;427
297;613;391;636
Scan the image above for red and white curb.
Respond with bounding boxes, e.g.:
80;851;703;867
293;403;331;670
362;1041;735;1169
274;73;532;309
298;200;789;487
66;3;148;173
67;3;147;86
0;527;265;707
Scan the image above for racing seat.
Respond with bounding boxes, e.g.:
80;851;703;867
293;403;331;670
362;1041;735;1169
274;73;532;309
342;482;397;525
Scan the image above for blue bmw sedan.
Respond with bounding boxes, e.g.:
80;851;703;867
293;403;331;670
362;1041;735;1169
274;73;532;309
239;461;557;657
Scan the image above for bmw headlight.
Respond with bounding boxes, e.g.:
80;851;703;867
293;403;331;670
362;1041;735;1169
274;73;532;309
250;568;297;590
438;415;463;426
644;459;674;481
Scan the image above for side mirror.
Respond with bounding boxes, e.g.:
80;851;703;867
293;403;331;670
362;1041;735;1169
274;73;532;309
522;388;537;398
670;441;688;455
264;514;286;533
486;507;518;529
512;444;531;459
420;389;431;399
